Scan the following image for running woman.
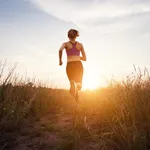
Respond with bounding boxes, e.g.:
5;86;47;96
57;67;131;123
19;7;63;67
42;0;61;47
59;29;87;97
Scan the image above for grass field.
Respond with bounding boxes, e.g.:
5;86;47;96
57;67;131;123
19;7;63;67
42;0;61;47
0;63;150;150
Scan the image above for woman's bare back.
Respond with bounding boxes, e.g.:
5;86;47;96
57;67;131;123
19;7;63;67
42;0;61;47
65;41;82;51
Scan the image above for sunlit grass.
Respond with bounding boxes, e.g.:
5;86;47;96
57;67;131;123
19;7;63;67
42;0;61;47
1;61;150;149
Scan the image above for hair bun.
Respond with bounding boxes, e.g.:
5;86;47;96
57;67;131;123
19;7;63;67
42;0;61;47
68;29;79;39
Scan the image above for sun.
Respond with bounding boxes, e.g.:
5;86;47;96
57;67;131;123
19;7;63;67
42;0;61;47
82;73;100;90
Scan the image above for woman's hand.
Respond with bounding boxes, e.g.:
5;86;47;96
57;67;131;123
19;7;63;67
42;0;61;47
59;43;65;66
59;60;63;66
80;56;86;61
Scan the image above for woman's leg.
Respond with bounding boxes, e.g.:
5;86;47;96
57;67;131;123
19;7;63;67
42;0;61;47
66;62;76;96
75;61;83;90
66;61;84;97
74;61;83;102
70;80;76;96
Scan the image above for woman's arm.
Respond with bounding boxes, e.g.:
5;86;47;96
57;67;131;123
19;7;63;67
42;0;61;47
59;43;66;65
80;44;87;61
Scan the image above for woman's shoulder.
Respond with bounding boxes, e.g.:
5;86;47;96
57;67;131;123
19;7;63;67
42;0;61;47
63;41;71;45
76;41;83;46
76;41;83;48
61;42;69;47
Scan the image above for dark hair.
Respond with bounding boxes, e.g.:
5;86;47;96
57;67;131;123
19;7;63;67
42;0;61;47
68;29;79;39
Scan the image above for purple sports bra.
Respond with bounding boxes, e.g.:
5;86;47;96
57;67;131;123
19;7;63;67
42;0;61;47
66;42;80;56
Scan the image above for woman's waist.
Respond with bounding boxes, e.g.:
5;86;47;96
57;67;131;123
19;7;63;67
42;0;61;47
67;56;80;62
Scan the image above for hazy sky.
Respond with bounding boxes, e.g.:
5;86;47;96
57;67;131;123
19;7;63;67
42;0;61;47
0;0;150;89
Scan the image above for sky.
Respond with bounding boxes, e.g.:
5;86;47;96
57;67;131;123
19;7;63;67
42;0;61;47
0;0;150;89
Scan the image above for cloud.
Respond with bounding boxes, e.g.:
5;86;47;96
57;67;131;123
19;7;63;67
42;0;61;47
29;0;150;32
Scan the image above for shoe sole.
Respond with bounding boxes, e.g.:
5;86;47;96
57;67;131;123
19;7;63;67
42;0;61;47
76;83;82;90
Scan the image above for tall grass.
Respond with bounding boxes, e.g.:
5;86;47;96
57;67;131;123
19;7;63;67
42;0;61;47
80;67;150;150
0;61;150;150
0;62;66;131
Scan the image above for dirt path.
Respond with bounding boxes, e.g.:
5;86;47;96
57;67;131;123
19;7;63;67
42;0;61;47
11;112;72;150
1;99;100;150
1;108;98;150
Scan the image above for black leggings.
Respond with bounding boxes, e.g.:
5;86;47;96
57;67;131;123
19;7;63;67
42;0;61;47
66;61;83;84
